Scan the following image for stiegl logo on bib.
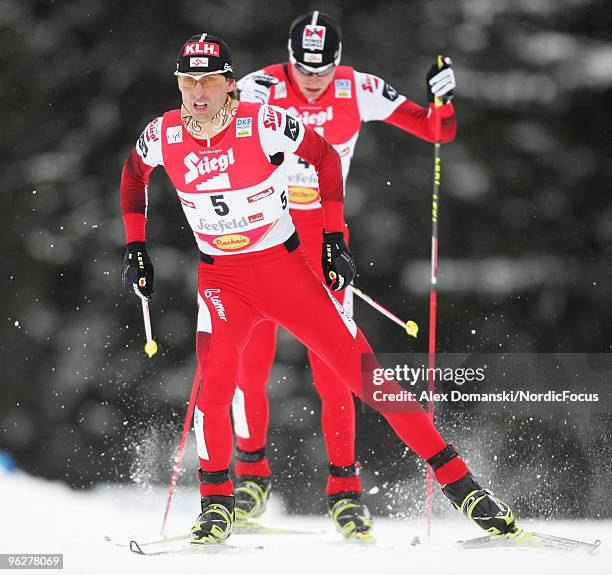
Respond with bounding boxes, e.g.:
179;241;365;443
286;106;333;128
184;148;235;185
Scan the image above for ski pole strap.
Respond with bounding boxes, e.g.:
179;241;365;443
197;468;230;484
329;462;361;477
235;446;266;463
427;444;458;470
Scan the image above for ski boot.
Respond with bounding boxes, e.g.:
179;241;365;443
233;447;272;522
191;495;235;544
429;445;516;535
234;475;272;522
442;472;516;534
328;492;374;541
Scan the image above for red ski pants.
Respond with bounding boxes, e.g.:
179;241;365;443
234;210;357;488
192;238;467;497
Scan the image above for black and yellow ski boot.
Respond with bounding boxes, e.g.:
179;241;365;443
191;495;235;545
427;445;519;535
428;445;516;535
328;492;374;542
442;472;516;534
234;476;272;522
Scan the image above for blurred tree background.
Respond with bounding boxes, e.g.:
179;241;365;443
1;0;611;518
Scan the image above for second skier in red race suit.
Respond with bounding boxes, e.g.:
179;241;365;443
233;11;458;536
120;32;517;544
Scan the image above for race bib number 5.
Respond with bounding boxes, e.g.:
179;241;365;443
177;184;288;252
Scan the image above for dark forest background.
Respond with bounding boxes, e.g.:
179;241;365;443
2;0;612;518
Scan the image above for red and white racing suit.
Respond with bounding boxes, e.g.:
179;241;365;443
234;64;457;495
120;101;467;498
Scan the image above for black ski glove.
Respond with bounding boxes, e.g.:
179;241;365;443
426;55;455;104
122;242;154;299
322;232;356;292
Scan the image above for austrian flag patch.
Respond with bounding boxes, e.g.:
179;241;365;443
190;57;209;67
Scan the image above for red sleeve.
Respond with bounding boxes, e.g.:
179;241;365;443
120;149;155;243
383;100;456;143
294;126;345;232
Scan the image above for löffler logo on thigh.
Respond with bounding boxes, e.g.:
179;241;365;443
203;288;228;321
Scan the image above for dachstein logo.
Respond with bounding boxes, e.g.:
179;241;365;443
382;82;399;102
184;149;235;185
203;288;227;321
286;105;333;127
284;116;300;141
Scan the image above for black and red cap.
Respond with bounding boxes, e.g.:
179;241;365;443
175;33;234;77
288;11;342;73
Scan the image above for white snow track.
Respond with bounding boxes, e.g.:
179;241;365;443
2;471;608;575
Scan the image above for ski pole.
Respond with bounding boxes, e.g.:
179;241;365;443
426;54;446;537
349;285;418;338
160;367;201;535
134;288;158;358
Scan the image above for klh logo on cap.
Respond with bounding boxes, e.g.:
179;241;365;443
183;42;220;57
302;25;326;51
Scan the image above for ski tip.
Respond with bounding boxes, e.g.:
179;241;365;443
590;539;602;554
129;540;145;555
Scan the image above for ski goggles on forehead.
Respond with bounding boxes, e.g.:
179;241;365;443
293;61;336;76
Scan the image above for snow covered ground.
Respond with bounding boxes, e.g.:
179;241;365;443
1;470;608;575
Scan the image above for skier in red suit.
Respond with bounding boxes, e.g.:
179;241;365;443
232;11;457;535
120;31;516;544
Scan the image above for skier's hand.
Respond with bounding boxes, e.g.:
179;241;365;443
122;242;154;299
426;56;455;104
322;232;356;291
237;72;279;104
